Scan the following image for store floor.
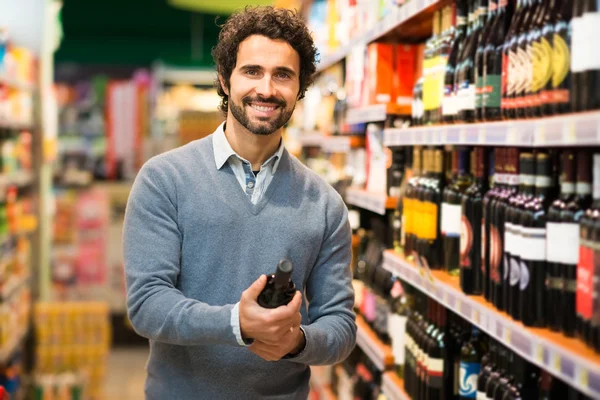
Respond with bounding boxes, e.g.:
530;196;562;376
104;346;148;400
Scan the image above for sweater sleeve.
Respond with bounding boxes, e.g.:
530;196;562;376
286;194;357;365
123;158;239;346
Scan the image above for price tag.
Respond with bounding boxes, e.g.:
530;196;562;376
563;120;576;144
507;126;518;144
578;367;589;388
536;123;546;145
441;127;448;143
473;308;480;325
552;353;561;372
535;344;544;364
459;127;467;143
478;127;486;144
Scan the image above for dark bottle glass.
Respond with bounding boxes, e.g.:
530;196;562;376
415;297;431;400
492;350;515;400
503;0;527;118
455;0;477;123
405;147;423;260
438;6;455;125
527;0;552;118
570;0;587;112
546;150;576;332
257;259;296;308
458;0;486;123
539;0;561;115
445;0;469;123
404;304;419;396
514;0;537;119
444;149;473;276
421;149;445;270
482;149;499;301
459;327;485;399
482;0;514;120
516;358;542;399
477;340;496;399
419;300;437;400
561;151;593;337
475;0;496;121
504;152;535;320
413;77;425;126
581;155;600;351
589;4;600;111
461;148;487;294
491;149;520;310
519;152;554;327
430;305;448;400
552;0;573;114
485;344;507;399
423;302;442;400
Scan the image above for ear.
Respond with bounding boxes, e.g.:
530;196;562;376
218;73;229;96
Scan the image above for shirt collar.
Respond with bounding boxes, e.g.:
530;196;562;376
212;122;285;173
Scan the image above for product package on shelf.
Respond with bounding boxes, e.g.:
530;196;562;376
33;302;111;400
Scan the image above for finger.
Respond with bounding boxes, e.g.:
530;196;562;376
293;312;302;328
268;291;302;322
243;275;267;301
288;291;302;312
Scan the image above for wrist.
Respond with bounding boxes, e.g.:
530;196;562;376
290;327;306;355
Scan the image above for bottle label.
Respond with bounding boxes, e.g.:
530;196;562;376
552;30;570;104
461;215;473;268
475;66;484;109
490;224;502;283
571;17;587;73
481;220;486;270
559;223;580;265
390;314;408;364
444;203;462;238
483;74;502;109
577;242;594;320
520;227;546;261
504;222;513;255
514;46;530;108
459;81;476;112
506;48;518;107
423;201;438;240
501;52;510;109
442;84;455;117
477;391;488;400
519;259;530;290
441;202;449;236
586;13;600;69
459;362;480;398
428;357;444;389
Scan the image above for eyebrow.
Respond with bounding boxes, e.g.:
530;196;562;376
239;64;298;77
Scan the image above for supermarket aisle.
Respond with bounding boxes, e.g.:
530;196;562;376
104;347;148;400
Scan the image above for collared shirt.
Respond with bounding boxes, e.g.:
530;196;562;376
212;122;285;204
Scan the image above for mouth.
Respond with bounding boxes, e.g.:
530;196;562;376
248;102;280;117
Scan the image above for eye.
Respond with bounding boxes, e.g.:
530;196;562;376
275;72;290;79
246;69;259;76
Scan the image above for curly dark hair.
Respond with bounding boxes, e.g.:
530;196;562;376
212;6;318;115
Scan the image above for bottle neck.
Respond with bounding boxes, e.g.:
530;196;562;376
478;0;489;26
535;175;552;197
520;173;536;195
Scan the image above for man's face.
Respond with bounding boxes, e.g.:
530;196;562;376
222;35;301;136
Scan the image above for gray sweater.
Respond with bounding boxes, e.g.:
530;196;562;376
123;135;357;400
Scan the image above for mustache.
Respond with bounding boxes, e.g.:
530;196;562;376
242;95;286;108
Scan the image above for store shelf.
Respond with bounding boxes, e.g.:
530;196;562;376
382;250;600;399
0;75;34;92
355;314;394;371
0;120;33;131
0;274;30;302
345;187;397;215
347;104;410;125
382;372;410;400
317;0;439;72
299;133;365;152
0;328;27;365
384;111;600;147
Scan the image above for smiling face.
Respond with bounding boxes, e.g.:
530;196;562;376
220;35;301;136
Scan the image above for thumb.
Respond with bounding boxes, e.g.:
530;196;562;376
245;274;267;300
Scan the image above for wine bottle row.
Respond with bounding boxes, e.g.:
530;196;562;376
350;232;593;399
413;0;600;127
391;146;600;354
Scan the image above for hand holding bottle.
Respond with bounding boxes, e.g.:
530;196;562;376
239;274;302;346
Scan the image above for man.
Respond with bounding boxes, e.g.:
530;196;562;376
124;6;356;400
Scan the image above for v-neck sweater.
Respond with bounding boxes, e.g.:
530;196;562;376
123;134;357;399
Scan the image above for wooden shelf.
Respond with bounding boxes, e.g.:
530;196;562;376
356;314;395;371
383;250;600;399
298;134;365;153
345;187;397;215
347;103;411;125
382;372;410;400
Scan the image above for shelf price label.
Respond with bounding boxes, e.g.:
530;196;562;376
535;344;544;364
563;120;576;144
552;353;561;372
577;367;589;388
507;125;518;144
473;308;480;325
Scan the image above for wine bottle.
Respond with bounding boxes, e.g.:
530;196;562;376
475;0;496;121
482;149;499;301
421;149;445;270
482;0;514;120
493;350;515;400
405;147;423;259
477;340;496;400
561;151;592;337
257;259;297;308
539;0;560;115
503;0;527;118
519;152;554;327
413;77;425;126
527;0;552;117
570;0;586;112
514;0;537;119
456;0;478;123
485;344;507;399
546;150;576;332
445;0;469;123
389;281;411;379
425;11;443;125
459;327;485;400
504;152;535;320
444;149;473;276
552;0;573;114
461;148;487;294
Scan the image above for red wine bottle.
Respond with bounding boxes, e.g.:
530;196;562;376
257;259;297;308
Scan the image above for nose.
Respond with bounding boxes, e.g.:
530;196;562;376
255;75;277;99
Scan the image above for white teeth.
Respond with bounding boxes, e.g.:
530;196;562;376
251;104;276;112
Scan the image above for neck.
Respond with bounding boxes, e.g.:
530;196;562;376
224;116;282;170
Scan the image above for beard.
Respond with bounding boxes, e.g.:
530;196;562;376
229;94;295;136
